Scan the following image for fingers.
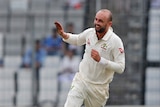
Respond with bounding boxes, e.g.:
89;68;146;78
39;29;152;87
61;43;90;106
54;21;63;30
91;49;98;55
54;21;64;36
91;49;97;53
91;49;100;62
91;49;96;57
54;21;69;39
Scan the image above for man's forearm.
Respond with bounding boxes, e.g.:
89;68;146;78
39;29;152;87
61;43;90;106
99;57;125;74
61;32;69;39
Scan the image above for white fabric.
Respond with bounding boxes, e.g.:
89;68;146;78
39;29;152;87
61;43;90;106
59;55;80;82
99;57;108;65
65;73;109;107
64;28;125;85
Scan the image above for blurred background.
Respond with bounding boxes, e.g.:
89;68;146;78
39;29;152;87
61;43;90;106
0;0;160;107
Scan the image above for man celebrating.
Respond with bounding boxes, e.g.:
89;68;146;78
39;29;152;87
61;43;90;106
55;9;125;107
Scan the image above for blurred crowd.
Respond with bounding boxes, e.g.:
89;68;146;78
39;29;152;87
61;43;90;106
0;21;82;92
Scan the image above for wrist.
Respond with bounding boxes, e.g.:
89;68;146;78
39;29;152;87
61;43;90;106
99;57;108;65
62;32;69;39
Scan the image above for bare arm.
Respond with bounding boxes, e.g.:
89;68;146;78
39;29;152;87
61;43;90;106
54;21;69;39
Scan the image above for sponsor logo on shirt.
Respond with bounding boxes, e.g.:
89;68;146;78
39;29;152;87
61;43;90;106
119;48;124;53
101;43;107;50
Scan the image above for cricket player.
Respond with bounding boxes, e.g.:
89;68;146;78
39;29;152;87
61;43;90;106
54;9;125;107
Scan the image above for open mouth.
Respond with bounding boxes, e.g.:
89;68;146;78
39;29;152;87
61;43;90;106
95;25;101;29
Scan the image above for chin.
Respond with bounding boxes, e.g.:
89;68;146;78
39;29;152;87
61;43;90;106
95;28;100;32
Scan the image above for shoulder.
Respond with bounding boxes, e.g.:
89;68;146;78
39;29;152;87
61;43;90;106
45;35;52;40
83;28;94;32
110;32;124;49
80;28;95;38
112;32;123;43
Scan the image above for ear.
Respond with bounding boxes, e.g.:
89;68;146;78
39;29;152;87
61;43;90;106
109;21;112;26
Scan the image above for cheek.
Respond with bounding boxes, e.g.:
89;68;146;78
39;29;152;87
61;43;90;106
104;23;109;28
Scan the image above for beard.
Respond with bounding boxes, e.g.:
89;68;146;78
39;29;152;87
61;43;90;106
95;25;106;33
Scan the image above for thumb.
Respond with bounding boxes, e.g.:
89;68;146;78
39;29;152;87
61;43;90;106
54;21;68;39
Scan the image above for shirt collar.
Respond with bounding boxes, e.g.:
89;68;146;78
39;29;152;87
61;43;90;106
102;27;113;41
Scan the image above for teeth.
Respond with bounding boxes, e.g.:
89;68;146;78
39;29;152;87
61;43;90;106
96;25;100;27
96;26;99;28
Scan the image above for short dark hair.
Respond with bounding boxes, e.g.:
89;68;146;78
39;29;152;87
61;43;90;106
52;27;57;33
35;39;40;44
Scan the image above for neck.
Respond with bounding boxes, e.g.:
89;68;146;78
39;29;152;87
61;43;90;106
96;33;102;40
96;30;107;40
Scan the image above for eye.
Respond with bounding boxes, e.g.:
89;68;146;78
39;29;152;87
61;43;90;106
100;19;103;22
94;18;98;21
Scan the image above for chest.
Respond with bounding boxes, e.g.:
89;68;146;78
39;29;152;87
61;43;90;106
85;35;113;59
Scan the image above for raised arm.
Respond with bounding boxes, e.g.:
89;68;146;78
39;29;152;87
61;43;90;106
54;21;69;39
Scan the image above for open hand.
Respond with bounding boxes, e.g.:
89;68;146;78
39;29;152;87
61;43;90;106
54;21;64;35
54;21;69;39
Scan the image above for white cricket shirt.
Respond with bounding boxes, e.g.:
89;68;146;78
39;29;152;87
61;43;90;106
63;28;125;85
